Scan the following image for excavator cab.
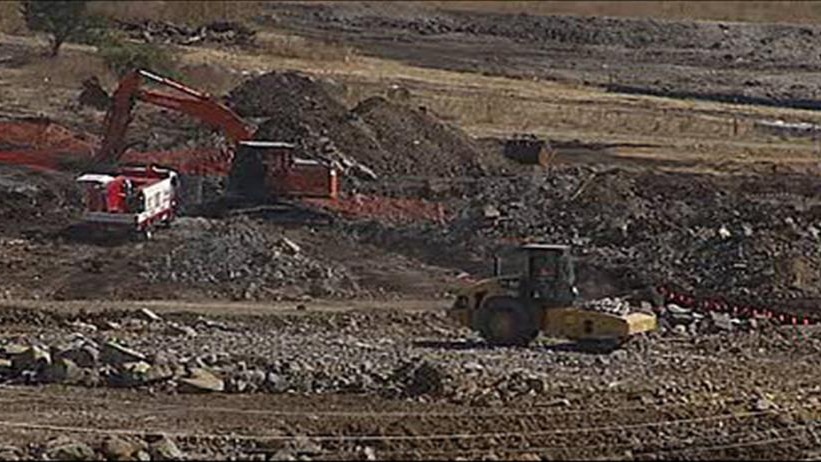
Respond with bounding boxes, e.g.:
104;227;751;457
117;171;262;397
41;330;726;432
227;141;339;202
447;243;656;348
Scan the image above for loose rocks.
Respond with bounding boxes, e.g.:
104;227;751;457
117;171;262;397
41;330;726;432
178;367;225;393
42;437;96;461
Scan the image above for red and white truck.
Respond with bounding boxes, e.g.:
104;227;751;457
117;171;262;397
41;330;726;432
75;164;179;240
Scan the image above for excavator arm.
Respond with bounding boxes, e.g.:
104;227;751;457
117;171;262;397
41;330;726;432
94;69;255;165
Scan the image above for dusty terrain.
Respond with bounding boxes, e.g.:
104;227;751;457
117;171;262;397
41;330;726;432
3;1;821;460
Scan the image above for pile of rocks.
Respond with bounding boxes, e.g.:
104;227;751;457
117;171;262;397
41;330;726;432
580;297;633;316
401;166;821;306
139;217;359;299
350;96;486;177
227;71;488;179
0;333;221;393
1;434;184;461
656;303;750;335
115;19;256;47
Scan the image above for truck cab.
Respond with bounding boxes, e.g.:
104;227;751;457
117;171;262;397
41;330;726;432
518;244;579;307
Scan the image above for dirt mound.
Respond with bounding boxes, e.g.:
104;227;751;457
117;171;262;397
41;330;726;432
0;165;82;236
228;71;386;176
351;96;484;176
228;71;484;178
228;71;348;120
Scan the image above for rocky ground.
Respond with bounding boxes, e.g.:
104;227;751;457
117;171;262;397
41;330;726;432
1;302;821;460
4;1;821;460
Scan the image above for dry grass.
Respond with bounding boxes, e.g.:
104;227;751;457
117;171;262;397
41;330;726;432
79;0;821;27
253;31;358;63
21;50;115;88
0;1;26;35
87;1;266;25
419;1;821;24
87;2;359;63
176;63;242;95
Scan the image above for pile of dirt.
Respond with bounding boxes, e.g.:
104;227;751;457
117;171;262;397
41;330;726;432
227;71;485;178
0;165;82;236
351;96;484;176
227;71;386;180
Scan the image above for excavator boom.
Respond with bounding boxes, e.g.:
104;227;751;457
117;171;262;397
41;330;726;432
94;69;254;165
92;68;339;200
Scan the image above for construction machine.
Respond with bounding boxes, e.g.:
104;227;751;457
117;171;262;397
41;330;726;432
75;164;179;240
93;68;338;200
447;243;657;348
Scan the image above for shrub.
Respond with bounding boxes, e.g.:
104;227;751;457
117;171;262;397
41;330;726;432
97;36;177;77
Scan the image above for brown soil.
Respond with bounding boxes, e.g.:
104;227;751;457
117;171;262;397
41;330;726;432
5;2;821;459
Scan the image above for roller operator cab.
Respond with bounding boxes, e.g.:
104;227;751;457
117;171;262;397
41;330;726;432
447;243;657;347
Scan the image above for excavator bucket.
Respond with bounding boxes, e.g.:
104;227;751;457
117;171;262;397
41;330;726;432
541;307;657;342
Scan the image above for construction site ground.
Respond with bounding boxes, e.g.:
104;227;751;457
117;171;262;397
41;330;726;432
4;2;821;460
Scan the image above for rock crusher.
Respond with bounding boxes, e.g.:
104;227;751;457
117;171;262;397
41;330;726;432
76;165;180;240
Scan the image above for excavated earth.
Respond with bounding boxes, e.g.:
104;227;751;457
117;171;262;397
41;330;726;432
6;3;821;460
227;71;485;179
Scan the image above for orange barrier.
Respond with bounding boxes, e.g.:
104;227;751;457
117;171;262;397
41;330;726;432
657;285;819;326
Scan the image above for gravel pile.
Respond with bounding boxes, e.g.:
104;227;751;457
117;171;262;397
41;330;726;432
139;217;359;299
418;167;821;306
350;96;485;177
115;19;256;47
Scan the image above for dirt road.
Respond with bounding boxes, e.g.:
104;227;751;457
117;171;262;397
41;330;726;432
0;297;446;316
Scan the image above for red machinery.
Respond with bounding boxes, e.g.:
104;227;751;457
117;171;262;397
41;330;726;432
76;164;179;239
94;69;338;199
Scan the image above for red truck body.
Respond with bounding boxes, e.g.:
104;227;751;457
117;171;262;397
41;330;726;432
76;165;179;237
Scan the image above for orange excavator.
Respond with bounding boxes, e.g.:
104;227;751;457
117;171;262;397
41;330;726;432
93;69;338;200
